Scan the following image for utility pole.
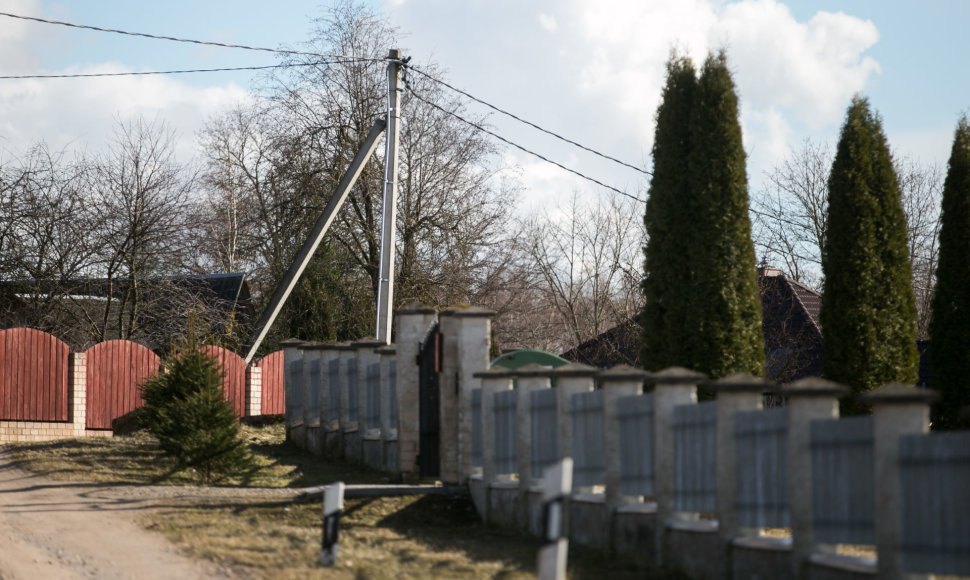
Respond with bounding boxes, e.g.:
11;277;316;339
375;49;404;344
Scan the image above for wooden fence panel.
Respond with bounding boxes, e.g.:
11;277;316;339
257;351;285;415
200;346;247;418
85;340;160;430
0;328;69;421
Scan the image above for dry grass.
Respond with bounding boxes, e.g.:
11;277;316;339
6;421;682;579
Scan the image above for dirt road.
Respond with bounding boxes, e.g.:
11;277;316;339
0;448;241;580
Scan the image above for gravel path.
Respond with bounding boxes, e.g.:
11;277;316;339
0;447;297;580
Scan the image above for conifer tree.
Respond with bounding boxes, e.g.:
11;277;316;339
929;116;970;429
641;54;696;371
683;51;764;379
641;51;764;380
821;96;918;415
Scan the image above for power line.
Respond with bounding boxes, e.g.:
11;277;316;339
0;11;389;63
405;82;644;204
407;64;651;178
0;60;368;80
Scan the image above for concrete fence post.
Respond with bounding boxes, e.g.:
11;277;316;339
712;373;774;575
353;339;385;468
474;366;516;523
549;363;597;464
394;306;437;481
861;383;936;580
599;365;651;514
652;366;706;566
301;343;325;455
783;377;847;580
318;344;340;459
377;344;397;472
280;338;305;445
514;363;551;530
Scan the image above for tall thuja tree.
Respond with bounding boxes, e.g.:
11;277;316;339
641;54;697;371
929;116;970;430
821;96;918;415
683;51;764;379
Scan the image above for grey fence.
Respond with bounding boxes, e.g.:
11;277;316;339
530;388;558;479
327;359;340;423
365;362;381;430
899;431;970;576
389;360;398;430
810;415;874;545
286;360;304;421
736;407;789;527
471;388;482;468
346;358;358;423
494;389;518;476
618;392;655;497
572;390;605;488
307;359;321;420
674;401;717;513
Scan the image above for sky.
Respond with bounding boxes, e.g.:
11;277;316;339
0;0;967;208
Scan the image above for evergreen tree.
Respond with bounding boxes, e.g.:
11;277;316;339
641;51;764;381
929;116;970;429
683;51;764;379
140;337;251;483
821;96;918;415
641;54;697;371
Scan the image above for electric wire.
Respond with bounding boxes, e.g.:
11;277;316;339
405;81;644;204
406;64;651;178
0;11;389;63
0;10;648;202
0;61;362;80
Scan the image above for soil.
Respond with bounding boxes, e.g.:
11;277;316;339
0;447;292;580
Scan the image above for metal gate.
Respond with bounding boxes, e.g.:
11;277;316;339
417;322;441;478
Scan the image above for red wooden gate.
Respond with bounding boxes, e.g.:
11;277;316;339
257;351;285;415
0;328;69;421
85;340;160;430
200;346;247;417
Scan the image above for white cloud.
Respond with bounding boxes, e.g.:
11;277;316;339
538;12;558;32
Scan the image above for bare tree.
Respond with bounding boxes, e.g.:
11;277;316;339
86;116;196;342
517;192;645;353
752;141;943;337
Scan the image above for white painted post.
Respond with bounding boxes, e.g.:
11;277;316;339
861;383;936;580
651;367;705;566
783;377;847;580
538;458;574;580
394;306;437;481
319;481;346;566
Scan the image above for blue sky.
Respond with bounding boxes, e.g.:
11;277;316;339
0;0;967;205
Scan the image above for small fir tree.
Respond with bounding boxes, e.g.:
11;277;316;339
821;96;918;415
642;53;697;371
140;338;251;483
929;116;970;429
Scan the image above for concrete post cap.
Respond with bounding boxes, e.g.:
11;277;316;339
396;304;437;315
650;366;708;384
598;364;653;383
709;373;776;393
548;362;600;377
782;377;848;397
473;366;519;379
510;363;557;377
375;345;396;355
279;338;306;348
860;382;938;405
351;339;386;349
438;304;496;318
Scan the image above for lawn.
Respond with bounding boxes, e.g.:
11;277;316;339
6;421;680;579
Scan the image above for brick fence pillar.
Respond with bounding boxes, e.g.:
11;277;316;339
69;352;87;437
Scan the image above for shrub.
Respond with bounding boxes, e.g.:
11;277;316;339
140;345;251;484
